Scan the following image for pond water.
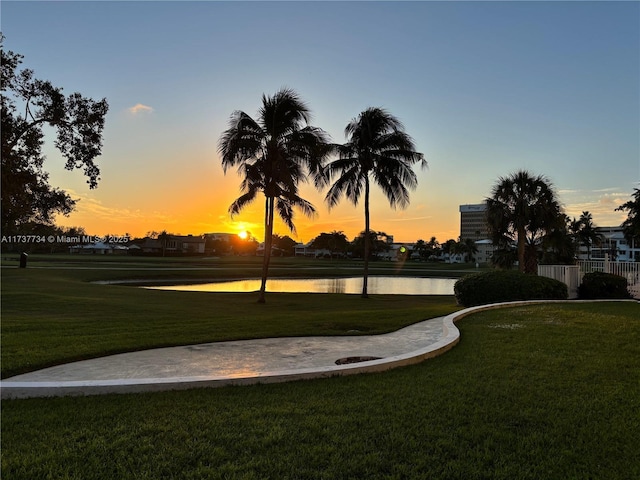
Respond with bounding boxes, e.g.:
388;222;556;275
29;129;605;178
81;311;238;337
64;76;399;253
147;276;457;295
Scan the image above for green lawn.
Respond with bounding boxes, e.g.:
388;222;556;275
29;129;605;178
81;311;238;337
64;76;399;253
1;257;463;378
1;256;639;479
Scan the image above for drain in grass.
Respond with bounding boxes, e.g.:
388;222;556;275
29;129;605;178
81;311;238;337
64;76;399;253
335;356;383;365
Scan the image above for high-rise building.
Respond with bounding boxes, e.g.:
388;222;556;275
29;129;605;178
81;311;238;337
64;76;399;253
459;203;489;241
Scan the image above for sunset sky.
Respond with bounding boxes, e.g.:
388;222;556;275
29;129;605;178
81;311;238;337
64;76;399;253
2;1;639;244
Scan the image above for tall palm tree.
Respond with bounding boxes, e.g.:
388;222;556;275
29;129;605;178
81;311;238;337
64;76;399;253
218;88;332;303
486;170;562;274
322;108;425;297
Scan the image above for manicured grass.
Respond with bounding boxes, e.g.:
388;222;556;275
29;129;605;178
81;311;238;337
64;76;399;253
2;302;638;479
1;261;461;378
1;253;485;280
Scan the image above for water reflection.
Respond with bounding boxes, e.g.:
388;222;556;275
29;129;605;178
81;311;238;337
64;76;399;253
147;276;456;295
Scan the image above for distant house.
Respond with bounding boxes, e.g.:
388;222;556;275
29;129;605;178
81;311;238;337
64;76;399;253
131;235;206;255
441;251;464;264
294;242;330;258
69;242;128;255
294;242;313;257
378;243;413;261
165;235;205;255
137;237;163;255
255;242;289;257
474;239;494;264
203;233;236;243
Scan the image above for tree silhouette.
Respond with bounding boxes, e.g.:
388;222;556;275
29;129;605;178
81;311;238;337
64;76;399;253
616;188;640;251
575;211;603;260
486;170;563;274
218;88;332;303
309;230;349;258
1;36;109;232
322;108;425;297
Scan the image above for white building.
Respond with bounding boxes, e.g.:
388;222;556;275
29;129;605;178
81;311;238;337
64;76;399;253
580;226;640;262
474;239;494;264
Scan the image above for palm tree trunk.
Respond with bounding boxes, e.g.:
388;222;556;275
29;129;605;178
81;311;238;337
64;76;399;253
517;225;526;273
258;197;274;303
362;179;370;298
524;244;538;274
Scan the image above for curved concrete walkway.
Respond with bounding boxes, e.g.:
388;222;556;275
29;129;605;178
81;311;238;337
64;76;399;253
1;313;458;399
2;300;635;399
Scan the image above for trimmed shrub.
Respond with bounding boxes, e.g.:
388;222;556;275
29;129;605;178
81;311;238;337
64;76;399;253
454;270;568;307
578;272;631;299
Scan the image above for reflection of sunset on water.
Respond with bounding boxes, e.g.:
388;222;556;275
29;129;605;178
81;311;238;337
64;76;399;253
147;277;456;295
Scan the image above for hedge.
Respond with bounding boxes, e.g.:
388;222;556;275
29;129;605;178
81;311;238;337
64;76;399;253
454;270;568;307
578;271;631;299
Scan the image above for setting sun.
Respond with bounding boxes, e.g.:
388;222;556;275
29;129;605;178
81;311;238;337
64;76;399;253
237;230;248;240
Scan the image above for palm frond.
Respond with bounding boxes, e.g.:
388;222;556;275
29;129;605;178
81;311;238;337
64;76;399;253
218;111;264;172
327;107;424;214
371;169;411;209
274;194;317;234
219;88;332;241
228;189;259;217
259;87;311;140
325;165;364;209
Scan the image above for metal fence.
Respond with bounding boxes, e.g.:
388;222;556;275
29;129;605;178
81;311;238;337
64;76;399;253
539;259;640;299
538;265;581;299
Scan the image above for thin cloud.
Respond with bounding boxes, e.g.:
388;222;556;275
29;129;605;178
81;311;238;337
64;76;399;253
59;190;174;226
387;215;432;222
128;103;154;115
562;190;629;226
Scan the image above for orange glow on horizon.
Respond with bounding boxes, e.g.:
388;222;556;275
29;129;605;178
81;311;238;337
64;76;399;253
52;179;463;244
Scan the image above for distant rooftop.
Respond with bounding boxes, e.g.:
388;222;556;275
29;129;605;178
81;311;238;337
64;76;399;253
459;203;486;213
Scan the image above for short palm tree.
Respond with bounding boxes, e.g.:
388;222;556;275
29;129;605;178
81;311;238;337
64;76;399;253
322;108;426;297
158;230;169;257
218;88;332;303
486;170;562;274
541;213;577;264
462;238;478;263
414;239;427;260
576;211;603;260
